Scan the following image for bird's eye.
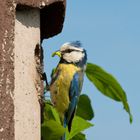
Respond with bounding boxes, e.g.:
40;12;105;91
67;49;72;53
62;49;73;54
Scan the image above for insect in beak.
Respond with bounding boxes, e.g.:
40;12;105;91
52;51;62;58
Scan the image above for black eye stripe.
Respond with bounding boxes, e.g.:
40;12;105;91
62;49;82;53
62;49;73;53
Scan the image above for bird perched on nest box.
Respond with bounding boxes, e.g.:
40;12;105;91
49;41;87;139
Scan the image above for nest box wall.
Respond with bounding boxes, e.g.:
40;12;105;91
0;0;66;140
14;7;41;140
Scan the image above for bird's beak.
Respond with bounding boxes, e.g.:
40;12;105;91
52;50;62;58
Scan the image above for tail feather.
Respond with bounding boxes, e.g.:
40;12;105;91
62;110;75;140
68;109;75;132
60;117;67;140
61;133;66;140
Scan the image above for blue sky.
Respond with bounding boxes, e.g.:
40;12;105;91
42;0;140;139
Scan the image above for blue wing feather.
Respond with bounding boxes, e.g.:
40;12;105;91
64;72;80;131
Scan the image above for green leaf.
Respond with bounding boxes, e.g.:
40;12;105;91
76;94;94;120
43;102;61;124
70;132;86;140
86;63;133;123
66;116;93;140
42;102;65;140
41;120;65;140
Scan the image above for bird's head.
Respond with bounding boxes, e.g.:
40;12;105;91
52;41;87;68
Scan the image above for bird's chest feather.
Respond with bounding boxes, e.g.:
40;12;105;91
50;64;80;115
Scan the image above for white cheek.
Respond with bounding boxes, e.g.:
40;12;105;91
63;52;84;63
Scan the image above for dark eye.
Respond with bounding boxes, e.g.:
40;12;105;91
67;49;72;53
62;49;73;54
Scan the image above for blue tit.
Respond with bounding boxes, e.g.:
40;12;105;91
50;41;87;133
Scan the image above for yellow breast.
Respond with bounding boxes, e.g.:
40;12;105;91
50;64;80;119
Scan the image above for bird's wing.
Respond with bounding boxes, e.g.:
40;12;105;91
64;72;80;131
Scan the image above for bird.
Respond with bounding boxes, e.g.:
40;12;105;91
49;41;87;139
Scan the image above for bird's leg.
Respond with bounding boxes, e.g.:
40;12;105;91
35;43;50;91
42;72;50;91
37;72;50;106
34;43;53;124
34;43;50;102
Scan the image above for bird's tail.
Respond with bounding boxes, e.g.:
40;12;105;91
61;117;67;140
61;133;66;140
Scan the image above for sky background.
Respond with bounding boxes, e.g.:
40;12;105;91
42;0;140;139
